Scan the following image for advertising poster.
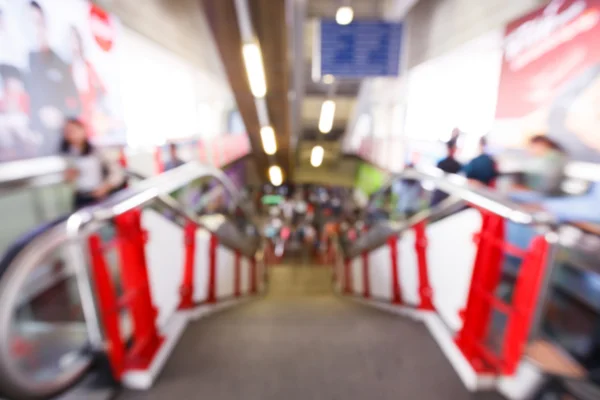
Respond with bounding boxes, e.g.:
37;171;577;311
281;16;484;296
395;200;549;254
0;0;124;162
494;0;600;163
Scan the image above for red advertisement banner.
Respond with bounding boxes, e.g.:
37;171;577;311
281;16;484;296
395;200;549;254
494;0;600;162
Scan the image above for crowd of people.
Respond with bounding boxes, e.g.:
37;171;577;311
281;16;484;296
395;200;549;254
394;128;600;228
261;186;355;263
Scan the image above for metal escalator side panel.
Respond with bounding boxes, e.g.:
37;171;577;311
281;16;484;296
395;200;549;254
0;221;93;400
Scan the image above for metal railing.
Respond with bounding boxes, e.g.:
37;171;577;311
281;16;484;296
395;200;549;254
0;156;69;193
351;166;557;258
0;161;252;399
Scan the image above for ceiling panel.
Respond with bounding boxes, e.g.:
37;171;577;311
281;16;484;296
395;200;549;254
249;0;292;177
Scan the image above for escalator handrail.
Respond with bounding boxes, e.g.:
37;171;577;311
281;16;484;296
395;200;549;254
0;161;251;399
0;155;69;191
367;166;555;226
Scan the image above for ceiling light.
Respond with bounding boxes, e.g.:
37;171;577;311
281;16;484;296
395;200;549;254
323;74;335;84
269;165;283;186
242;42;267;98
310;145;324;167
336;6;354;25
260;126;277;155
318;100;336;134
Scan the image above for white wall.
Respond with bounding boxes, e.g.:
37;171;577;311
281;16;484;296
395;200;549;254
404;0;548;69
118;28;231;147
404;30;504;161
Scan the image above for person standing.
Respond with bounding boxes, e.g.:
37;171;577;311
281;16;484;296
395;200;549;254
463;137;498;186
431;141;463;206
164;142;184;171
61;119;124;209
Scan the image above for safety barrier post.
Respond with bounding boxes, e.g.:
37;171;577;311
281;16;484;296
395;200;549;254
388;237;402;304
206;234;218;303
250;257;257;294
501;235;551;374
344;258;352;294
88;234;125;379
455;212;505;373
234;250;241;297
114;209;163;370
179;222;197;309
413;221;434;311
362;251;370;299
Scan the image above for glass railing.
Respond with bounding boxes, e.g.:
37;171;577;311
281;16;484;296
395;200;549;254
0;157;72;256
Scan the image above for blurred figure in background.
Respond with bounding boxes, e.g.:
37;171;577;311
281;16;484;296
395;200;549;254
463;137;498;187
512;135;567;198
431;141;462;206
396;163;422;217
164;142;184;171
61;118;124;208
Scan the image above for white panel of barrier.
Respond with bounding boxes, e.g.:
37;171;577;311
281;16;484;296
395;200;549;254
426;209;481;331
351;257;364;295
216;246;235;298
368;245;393;301
241;257;250;294
193;229;211;303
142;209;185;328
398;232;421;306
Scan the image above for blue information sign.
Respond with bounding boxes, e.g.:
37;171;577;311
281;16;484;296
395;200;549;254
316;20;403;78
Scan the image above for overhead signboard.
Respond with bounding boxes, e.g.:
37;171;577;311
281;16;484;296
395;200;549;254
313;20;403;79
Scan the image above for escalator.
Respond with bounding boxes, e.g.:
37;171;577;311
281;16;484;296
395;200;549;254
340;167;600;399
117;265;503;400
0;161;260;400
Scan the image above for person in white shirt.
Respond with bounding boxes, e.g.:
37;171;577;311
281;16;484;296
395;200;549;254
60;118;124;208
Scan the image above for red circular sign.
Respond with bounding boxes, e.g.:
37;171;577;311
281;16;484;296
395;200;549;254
89;4;115;52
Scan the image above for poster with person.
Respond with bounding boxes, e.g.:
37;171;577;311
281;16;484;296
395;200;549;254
493;0;600;163
0;0;124;162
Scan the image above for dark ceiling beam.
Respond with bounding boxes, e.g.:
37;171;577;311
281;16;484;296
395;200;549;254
305;81;361;97
301;127;345;141
200;0;268;179
248;0;293;179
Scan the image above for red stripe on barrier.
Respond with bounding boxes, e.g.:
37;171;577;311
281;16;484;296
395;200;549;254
114;210;163;370
234;250;241;297
414;221;434;311
179;222;196;309
206;234;218;303
362;251;370;299
388;237;402;304
88;234;125;379
501;236;550;374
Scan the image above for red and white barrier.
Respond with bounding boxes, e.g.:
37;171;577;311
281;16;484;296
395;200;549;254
336;208;553;398
87;208;262;390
